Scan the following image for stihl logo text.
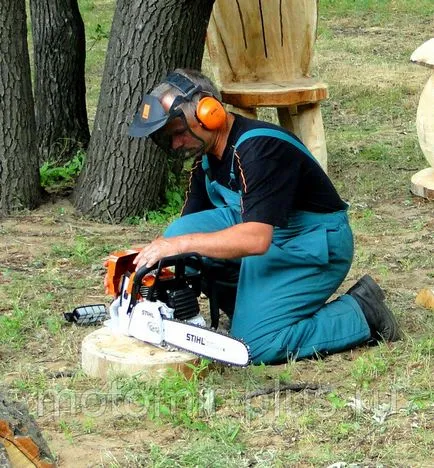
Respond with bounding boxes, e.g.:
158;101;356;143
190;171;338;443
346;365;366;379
186;333;205;345
141;310;154;318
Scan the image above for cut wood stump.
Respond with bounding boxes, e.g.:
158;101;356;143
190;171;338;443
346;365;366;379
0;394;55;468
415;288;434;311
81;327;200;381
411;38;434;200
410;167;434;200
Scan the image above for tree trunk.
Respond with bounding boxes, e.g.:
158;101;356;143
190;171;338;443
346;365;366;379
0;0;41;216
73;0;215;222
30;0;90;165
0;393;55;467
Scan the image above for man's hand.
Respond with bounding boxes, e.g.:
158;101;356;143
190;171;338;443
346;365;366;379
133;237;181;270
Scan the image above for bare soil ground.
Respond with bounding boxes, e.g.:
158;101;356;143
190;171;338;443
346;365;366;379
0;192;432;466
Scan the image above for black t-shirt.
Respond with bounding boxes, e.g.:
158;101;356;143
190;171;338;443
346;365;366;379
182;114;347;227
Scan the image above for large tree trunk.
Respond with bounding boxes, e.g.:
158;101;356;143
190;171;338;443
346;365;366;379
73;0;215;222
30;0;90;165
0;0;41;216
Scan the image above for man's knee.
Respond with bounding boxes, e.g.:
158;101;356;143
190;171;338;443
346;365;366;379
164;218;184;238
238;332;286;365
164;214;200;238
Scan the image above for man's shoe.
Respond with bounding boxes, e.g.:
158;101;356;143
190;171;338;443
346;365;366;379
346;274;401;342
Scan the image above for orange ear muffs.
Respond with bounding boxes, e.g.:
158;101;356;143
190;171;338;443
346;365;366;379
196;96;226;130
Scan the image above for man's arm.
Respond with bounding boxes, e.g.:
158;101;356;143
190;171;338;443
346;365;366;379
133;222;273;270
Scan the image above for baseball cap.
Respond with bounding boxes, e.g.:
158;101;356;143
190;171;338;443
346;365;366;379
128;95;171;138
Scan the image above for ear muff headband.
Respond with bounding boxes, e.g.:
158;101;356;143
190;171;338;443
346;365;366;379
165;72;226;130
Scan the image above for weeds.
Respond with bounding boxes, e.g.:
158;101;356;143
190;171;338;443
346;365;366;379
351;348;391;388
50;235;115;265
59;419;74;444
112;360;212;428
0;307;26;348
40;150;85;190
146;171;185;224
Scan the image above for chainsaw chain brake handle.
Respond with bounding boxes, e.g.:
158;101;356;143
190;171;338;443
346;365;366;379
127;252;203;315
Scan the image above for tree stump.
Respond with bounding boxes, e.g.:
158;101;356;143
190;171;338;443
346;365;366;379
410;167;434;200
0;394;55;468
81;327;200;381
410;39;434;200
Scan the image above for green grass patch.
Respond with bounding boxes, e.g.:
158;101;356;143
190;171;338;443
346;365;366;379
320;0;434;18
78;0;115;126
40;151;85;189
0;307;26;348
113;360;214;428
50;235;115;265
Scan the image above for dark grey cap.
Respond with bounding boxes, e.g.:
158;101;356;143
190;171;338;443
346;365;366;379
128;95;169;138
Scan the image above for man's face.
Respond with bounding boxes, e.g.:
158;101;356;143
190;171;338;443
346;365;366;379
151;94;209;159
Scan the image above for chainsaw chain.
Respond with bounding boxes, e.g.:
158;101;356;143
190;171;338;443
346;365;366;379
162;317;251;367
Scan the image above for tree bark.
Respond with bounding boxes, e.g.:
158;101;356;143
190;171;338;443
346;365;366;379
73;0;215;222
0;393;55;467
0;0;41;216
30;0;90;165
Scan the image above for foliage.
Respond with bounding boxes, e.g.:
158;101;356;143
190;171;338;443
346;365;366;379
146;171;185;224
0;307;26;349
88;23;109;50
50;234;116;265
40;151;85;190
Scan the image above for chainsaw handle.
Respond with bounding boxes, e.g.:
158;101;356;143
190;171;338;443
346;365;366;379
128;252;202;312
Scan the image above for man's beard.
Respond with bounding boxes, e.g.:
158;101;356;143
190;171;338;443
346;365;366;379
151;118;207;160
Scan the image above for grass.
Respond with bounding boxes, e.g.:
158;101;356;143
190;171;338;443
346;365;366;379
78;0;115;128
40;151;85;190
0;0;433;466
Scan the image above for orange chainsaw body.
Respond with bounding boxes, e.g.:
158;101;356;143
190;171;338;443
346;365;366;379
105;249;174;297
105;249;141;297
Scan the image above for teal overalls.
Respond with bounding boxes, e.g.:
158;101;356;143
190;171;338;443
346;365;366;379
164;129;371;364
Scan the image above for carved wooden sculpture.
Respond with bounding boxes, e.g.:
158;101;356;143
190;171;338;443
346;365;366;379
207;0;328;170
410;38;434;200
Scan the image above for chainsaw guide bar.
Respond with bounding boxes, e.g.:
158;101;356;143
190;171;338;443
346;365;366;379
162;317;250;367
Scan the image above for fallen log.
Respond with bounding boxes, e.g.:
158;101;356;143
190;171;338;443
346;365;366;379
0;393;55;468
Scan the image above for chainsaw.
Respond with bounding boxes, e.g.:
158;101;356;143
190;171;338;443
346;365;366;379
104;250;250;367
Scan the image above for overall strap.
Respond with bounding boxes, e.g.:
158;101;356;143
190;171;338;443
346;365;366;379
201;154;213;180
234;128;320;166
202;153;238;189
203;127;315;202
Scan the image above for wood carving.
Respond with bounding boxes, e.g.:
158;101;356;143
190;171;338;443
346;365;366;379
410;39;434;200
207;0;328;171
